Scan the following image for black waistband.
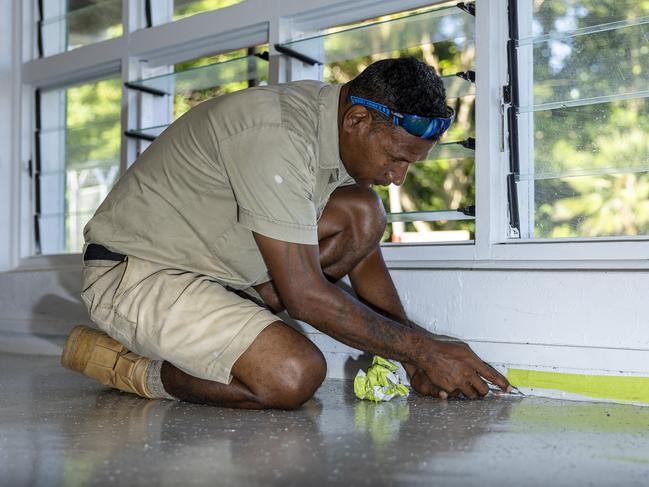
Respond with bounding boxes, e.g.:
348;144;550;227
84;244;126;262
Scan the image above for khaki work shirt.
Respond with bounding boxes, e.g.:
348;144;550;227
84;81;354;290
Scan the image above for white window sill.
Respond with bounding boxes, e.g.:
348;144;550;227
381;239;649;270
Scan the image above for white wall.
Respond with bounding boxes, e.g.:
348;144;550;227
1;262;648;381
0;0;18;272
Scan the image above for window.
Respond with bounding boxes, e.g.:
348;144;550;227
36;76;122;254
147;0;247;26
38;0;122;57
508;0;649;239
276;3;476;243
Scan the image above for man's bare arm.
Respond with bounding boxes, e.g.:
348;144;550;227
253;233;509;399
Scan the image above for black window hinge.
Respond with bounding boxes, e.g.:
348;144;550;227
145;0;152;28
456;2;476;16
455;70;475;83
458;137;475;150
503;85;511;105
460;205;476;217
254;51;270;61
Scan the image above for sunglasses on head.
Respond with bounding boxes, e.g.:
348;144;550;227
349;96;454;139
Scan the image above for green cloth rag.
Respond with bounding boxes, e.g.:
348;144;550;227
354;356;410;402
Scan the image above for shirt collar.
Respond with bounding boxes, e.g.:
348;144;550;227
317;84;344;171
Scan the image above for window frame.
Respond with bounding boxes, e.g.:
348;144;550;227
11;0;649;272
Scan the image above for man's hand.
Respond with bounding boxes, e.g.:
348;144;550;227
414;340;510;400
408;367;446;398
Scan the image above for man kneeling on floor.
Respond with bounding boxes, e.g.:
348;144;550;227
62;57;511;408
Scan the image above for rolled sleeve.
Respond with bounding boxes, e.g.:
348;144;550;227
219;125;319;245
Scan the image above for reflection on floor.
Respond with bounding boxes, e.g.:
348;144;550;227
2;354;649;486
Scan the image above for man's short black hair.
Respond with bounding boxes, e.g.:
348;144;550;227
346;57;448;138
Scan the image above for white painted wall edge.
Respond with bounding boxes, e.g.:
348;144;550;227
5;319;646;376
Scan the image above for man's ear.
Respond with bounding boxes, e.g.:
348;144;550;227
342;105;372;134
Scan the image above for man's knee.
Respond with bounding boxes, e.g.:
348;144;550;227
345;186;387;245
257;344;327;409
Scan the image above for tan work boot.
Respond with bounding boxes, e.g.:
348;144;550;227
61;325;155;399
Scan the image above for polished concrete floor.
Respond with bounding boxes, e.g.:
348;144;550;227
2;354;649;486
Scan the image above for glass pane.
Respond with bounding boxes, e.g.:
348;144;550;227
132;47;268;136
40;0;122;56
526;172;649;238
38;77;121;254
173;48;267;118
279;5;474;66
524;98;649;179
521;0;649;40
150;0;246;25
518;18;649;110
517;96;649;238
130;53;268;122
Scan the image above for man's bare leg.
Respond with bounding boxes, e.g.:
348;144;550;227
161;322;326;409
160;185;386;409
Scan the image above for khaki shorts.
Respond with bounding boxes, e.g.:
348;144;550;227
79;254;279;385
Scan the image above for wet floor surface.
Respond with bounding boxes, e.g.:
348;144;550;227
2;354;649;486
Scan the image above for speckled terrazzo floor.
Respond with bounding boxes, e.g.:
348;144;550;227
2;354;649;486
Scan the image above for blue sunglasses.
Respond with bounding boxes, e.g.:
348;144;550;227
349;96;454;139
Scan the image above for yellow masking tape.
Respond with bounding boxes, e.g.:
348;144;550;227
508;368;649;403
